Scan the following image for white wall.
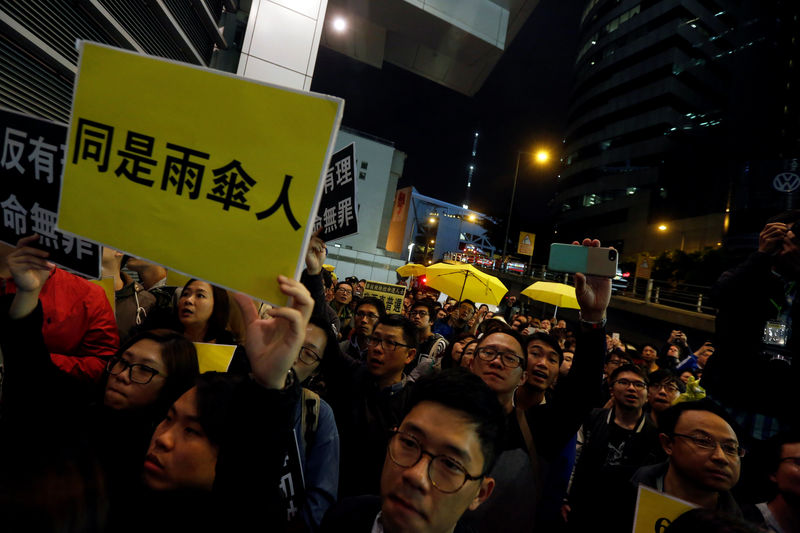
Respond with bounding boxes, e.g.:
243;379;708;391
237;0;328;90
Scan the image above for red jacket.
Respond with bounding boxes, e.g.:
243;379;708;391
2;267;119;381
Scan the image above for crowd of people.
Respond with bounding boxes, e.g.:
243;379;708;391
0;213;798;533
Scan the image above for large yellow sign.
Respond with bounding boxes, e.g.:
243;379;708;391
632;485;697;533
58;42;343;304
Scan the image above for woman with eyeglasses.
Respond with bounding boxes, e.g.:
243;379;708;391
0;237;199;530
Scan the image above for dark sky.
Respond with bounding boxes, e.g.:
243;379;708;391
310;0;584;254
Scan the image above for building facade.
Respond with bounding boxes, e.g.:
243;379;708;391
556;0;800;257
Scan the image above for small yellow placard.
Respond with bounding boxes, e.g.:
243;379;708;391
194;342;237;373
517;231;535;256
58;42;343;304
632;484;697;533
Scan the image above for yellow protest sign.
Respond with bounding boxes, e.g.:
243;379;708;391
363;281;407;315
165;270;192;289
518;232;535;256
58;42;343;305
632;484;697;533
194;343;237;373
90;277;116;313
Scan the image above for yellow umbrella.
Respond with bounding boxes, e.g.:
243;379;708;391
425;262;507;305
396;263;427;277
522;281;579;315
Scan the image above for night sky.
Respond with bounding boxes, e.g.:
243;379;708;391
310;0;584;257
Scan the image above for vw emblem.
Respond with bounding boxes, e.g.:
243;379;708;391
773;172;800;192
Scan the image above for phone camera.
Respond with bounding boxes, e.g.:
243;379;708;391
608;250;617;261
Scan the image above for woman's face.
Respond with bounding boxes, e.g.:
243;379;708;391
178;281;215;329
143;387;219;491
680;371;693;384
294;323;327;383
104;338;167;410
451;337;475;363
460;341;478;369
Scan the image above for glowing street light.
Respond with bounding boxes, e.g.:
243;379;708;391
332;17;347;32
535;150;550;164
658;224;668;231
428;216;437;224
467;214;476;222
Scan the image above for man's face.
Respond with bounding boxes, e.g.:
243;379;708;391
661;410;742;493
610;371;648;411
540;320;551;332
471;333;526;396
667;345;680;359
366;324;415;384
647;380;680;414
436;309;448;321
380;401;494;533
604;355;625;377
334;283;353;304
525;340;560;391
641;345;658;363
354;304;380;337
457;303;475;321
409;305;432;331
772;442;800;501
560;351;574;377
510;317;527;332
356;280;366;297
557;320;566;329
143;388;219;491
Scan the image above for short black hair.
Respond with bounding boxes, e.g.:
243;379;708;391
459;299;476;309
608;363;648;384
377;313;418;350
320;269;333;290
357;296;386;317
525;332;564;365
195;372;247;446
648;369;686;394
405;368;507;475
335;281;353;291
476;329;527;370
410;299;437;319
767;210;800;226
657;399;740;438
605;351;632;364
665;508;762;533
765;428;800;474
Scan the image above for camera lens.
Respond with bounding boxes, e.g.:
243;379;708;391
609;250;617;261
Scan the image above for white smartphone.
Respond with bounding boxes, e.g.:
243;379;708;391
548;243;618;278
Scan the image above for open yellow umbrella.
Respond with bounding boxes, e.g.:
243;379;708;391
522;281;579;315
425;262;507;305
396;263;427;277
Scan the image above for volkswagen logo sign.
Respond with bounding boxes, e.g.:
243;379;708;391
773;172;800;193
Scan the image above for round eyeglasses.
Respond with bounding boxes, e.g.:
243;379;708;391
388;429;482;493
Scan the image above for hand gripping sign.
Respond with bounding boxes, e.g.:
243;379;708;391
57;42;343;304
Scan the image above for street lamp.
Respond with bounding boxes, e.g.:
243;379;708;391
501;149;551;262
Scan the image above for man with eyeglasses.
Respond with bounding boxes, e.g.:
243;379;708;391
339;297;386;361
625;400;745;529
330;281;355;323
432;300;476;343
323;313;419;498
745;429;800;532
565;364;661;530
408;300;448;374
646;369;685;426
461;238;612;533
322;368;505;533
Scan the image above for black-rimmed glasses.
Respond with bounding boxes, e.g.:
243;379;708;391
672;433;745;458
298;345;321;365
365;335;410;352
106;356;165;384
613;378;647;390
388;429;482;493
355;310;379;320
476;347;524;369
408;310;429;317
649;382;680;393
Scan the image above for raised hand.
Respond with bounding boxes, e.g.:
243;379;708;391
304;228;327;276
758;222;788;255
572;238;612;322
8;235;54;293
233;276;313;389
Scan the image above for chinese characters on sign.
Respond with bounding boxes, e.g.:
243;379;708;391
72;118;301;226
57;42;342;305
363;280;407;314
314;143;358;241
0;109;100;278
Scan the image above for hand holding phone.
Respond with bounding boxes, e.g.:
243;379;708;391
548;243;618;278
